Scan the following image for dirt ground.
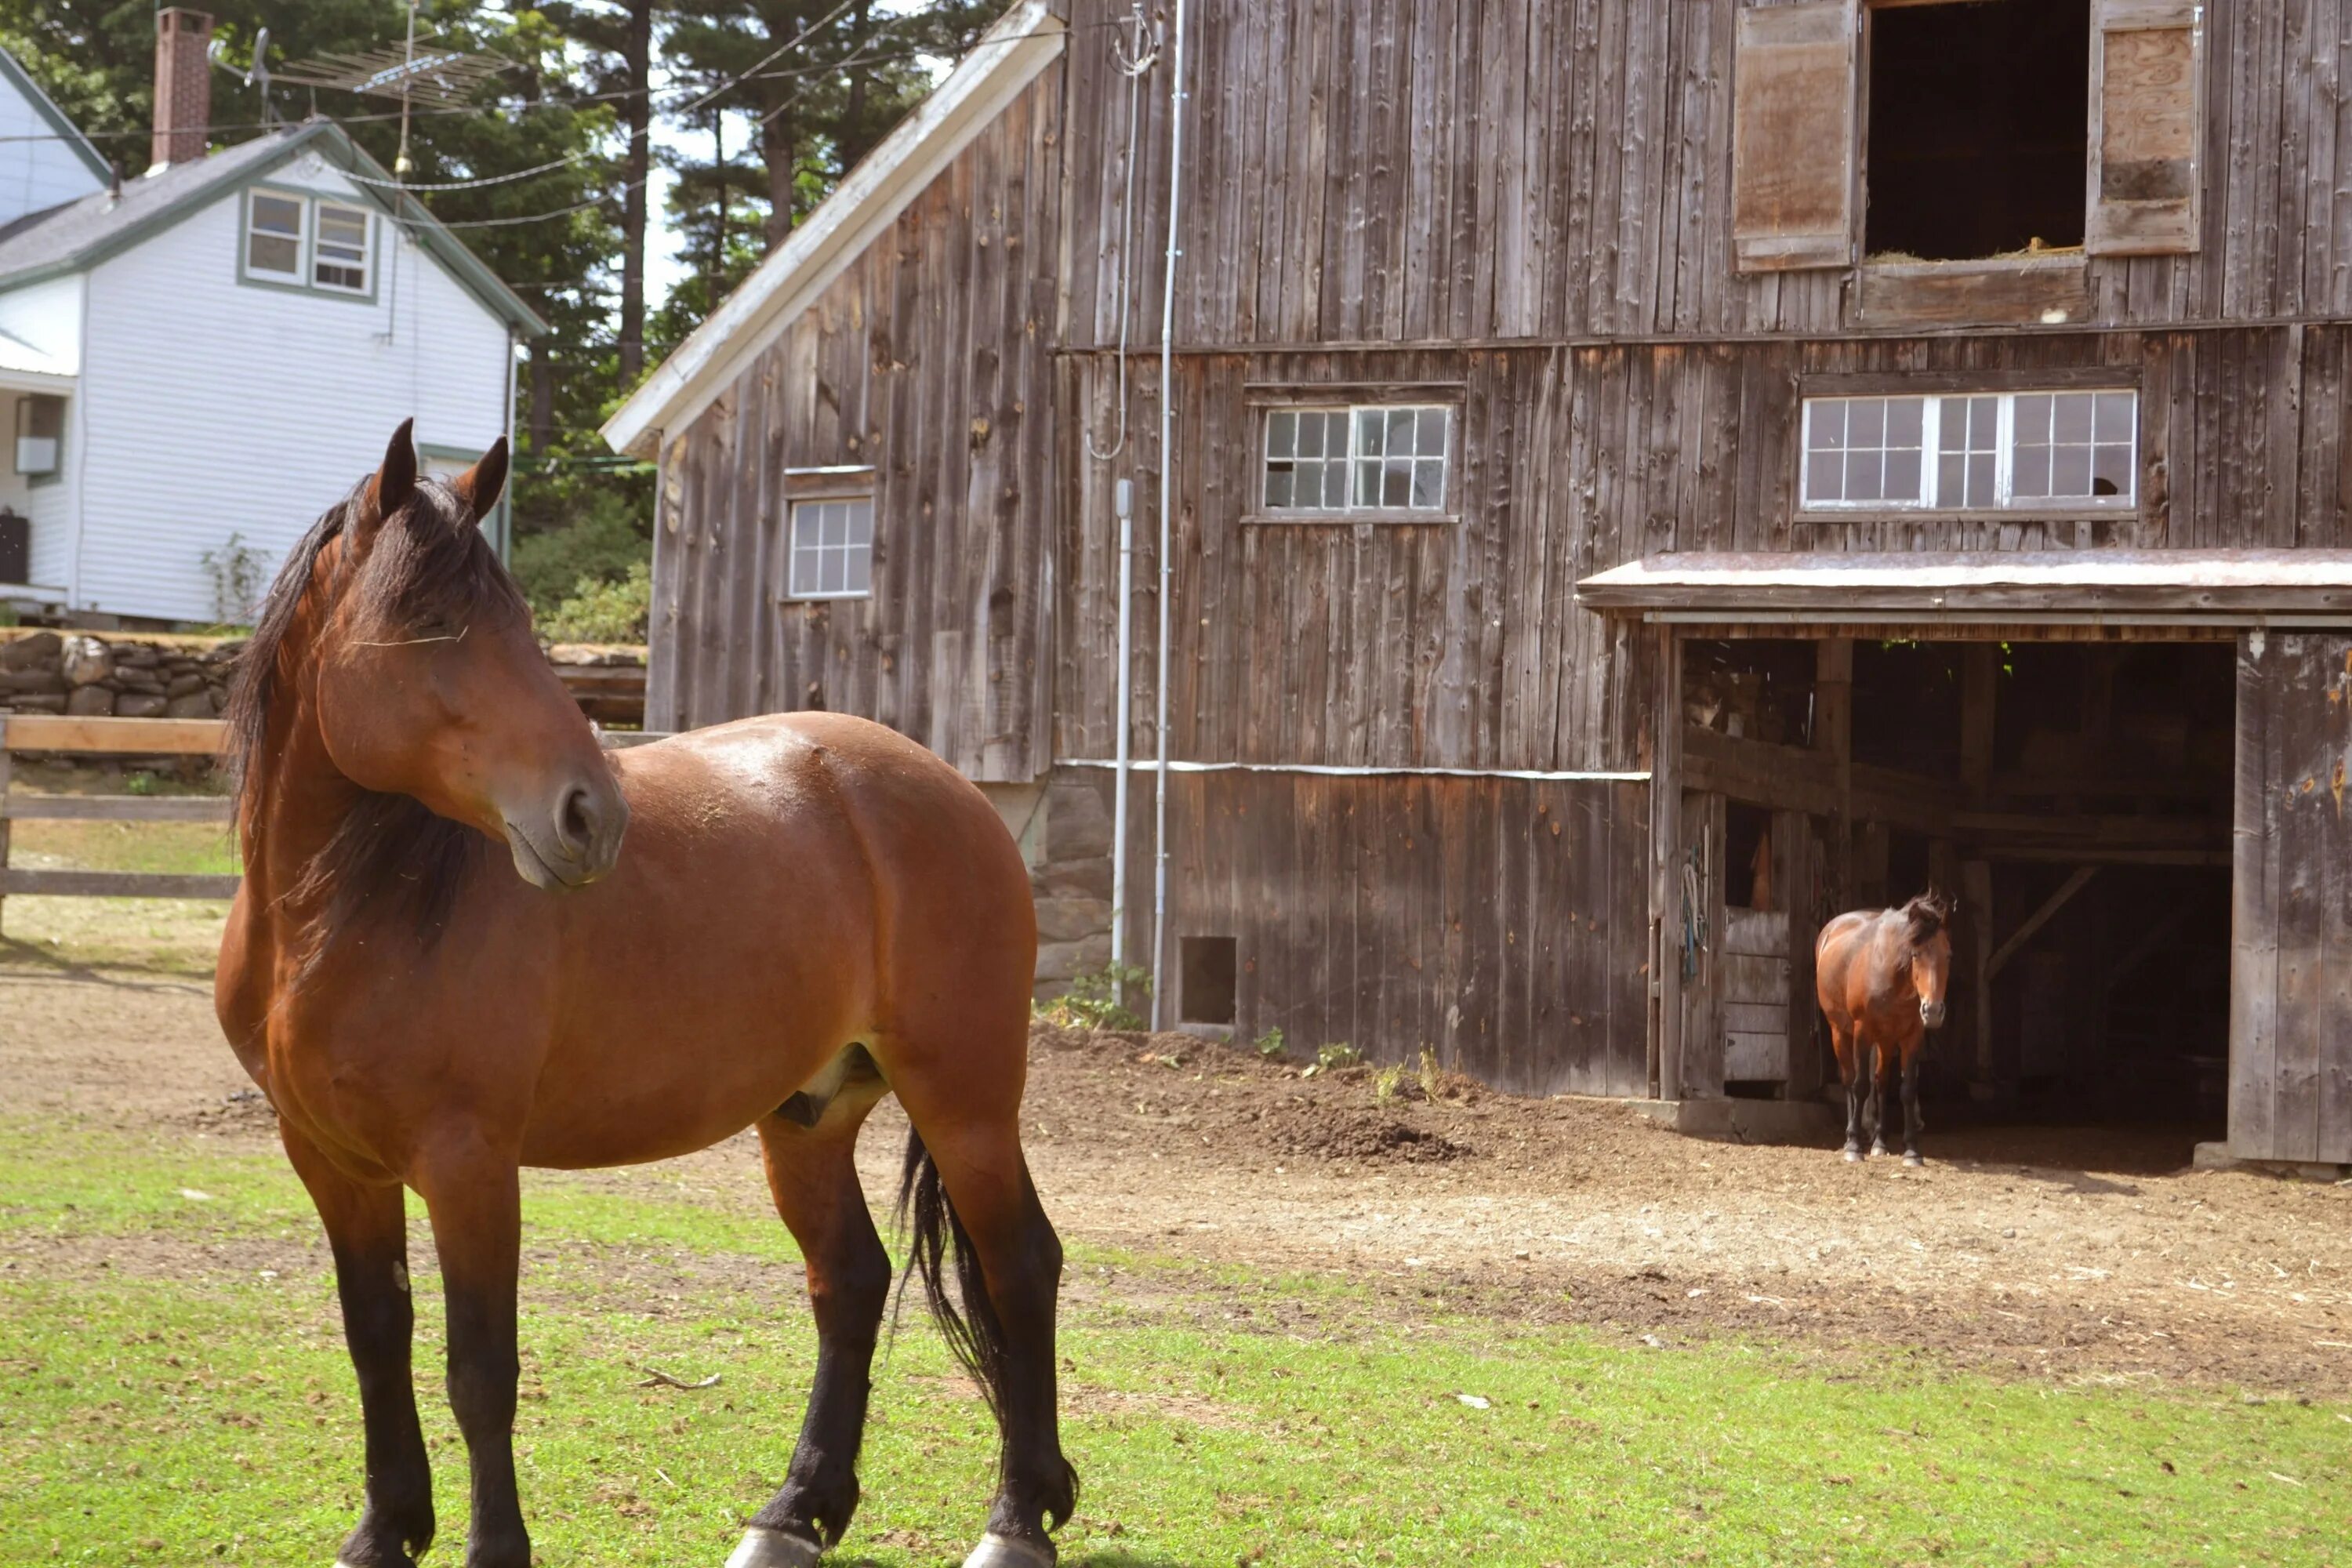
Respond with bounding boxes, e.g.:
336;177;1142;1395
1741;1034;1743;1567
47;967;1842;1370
8;961;2350;1396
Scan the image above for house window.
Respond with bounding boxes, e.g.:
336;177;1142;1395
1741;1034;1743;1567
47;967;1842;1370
245;191;304;278
15;394;62;479
786;497;873;599
1866;0;2091;261
313;204;370;292
1261;405;1452;516
1802;389;2137;513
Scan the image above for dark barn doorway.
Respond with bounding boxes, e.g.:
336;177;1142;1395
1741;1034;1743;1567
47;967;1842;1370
1680;635;2234;1141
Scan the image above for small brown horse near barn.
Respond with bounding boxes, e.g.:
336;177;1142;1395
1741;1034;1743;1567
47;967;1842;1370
213;424;1073;1568
1814;893;1955;1167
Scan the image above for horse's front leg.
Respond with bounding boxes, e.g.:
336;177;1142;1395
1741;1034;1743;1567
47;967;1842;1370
1867;1042;1893;1159
415;1138;529;1568
282;1126;435;1568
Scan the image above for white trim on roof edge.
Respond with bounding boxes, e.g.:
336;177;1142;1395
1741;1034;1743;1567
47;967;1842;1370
601;0;1065;459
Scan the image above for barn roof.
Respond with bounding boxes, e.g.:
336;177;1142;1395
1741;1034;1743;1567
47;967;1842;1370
0;118;546;336
1577;550;2352;625
600;0;1065;459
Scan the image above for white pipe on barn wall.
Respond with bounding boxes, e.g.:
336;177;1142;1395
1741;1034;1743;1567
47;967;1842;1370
1110;477;1134;970
1149;0;1187;1032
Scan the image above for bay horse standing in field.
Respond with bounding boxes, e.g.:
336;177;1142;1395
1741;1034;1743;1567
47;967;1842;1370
215;423;1073;1568
1813;891;1955;1166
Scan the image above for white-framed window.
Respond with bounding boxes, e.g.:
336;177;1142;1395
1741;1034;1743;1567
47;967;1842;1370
1801;389;2138;513
787;497;873;600
245;190;304;278
15;394;63;479
1261;404;1453;515
313;203;371;292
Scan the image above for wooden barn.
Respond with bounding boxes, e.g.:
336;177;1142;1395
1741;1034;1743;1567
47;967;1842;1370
605;0;2352;1166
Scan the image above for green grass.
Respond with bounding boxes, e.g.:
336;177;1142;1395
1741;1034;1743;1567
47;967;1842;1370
1;765;237;973
2;1118;2344;1567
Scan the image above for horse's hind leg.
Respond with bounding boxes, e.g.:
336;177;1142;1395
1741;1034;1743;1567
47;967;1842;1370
283;1127;435;1568
728;1082;893;1567
890;1073;1076;1567
1832;1026;1864;1162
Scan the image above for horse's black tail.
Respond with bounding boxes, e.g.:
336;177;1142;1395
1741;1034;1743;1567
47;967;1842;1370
895;1127;1011;1422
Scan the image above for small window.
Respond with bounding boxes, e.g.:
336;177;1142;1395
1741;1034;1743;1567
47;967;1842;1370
1262;404;1451;517
314;204;370;292
787;497;873;600
246;191;303;278
1801;388;2136;514
1178;935;1237;1025
15;394;63;477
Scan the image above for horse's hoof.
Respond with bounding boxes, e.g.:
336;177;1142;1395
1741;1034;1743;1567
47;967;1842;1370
725;1527;822;1568
964;1533;1056;1568
1841;1148;1862;1163
1904;1152;1924;1168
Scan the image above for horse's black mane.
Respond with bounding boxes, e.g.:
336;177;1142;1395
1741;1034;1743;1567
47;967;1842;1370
224;475;526;975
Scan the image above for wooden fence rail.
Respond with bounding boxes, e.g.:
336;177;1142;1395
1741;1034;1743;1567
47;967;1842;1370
0;717;673;932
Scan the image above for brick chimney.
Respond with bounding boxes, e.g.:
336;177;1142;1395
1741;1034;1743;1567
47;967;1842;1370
151;9;213;168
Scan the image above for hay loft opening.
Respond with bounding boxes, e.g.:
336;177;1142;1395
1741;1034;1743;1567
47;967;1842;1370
1866;0;2091;262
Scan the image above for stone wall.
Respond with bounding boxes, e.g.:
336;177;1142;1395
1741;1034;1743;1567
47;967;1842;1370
0;630;237;719
1029;769;1116;997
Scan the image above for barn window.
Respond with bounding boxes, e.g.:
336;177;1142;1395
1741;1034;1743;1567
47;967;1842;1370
1802;389;2137;514
245;191;304;278
313;204;372;293
786;497;873;600
1261;405;1451;517
1865;0;2091;263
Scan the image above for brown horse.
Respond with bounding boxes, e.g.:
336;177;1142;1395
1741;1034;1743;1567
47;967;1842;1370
215;423;1073;1568
1813;891;1955;1166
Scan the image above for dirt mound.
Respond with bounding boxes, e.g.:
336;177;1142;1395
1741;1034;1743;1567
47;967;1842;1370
1261;1102;1468;1164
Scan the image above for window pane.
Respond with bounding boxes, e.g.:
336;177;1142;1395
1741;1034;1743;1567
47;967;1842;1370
1886;397;1924;447
2013;394;2053;445
1413;458;1446;509
2051;445;2092;497
1417;408;1448;456
1323;462;1348;509
2013;445;2051;498
1384;408;1414;456
1808;401;1846;450
1267;410;1296;458
1968;396;1998;446
1297;413;1326;459
1845;450;1883;503
2095;391;2135;443
1356;408;1384;456
2053;393;2094;445
1804;452;1838;503
1264;466;1294;509
1849;398;1885;447
821;546;845;594
821;503;847;546
252;194;301;236
248;234;298;274
1937;452;1964;504
1382;459;1411;508
1886;447;1922;502
2092;444;2132;499
1968;452;1995;506
1354;459;1381;507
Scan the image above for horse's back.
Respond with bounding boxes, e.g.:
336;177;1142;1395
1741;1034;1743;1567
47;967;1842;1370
1813;910;1876;1024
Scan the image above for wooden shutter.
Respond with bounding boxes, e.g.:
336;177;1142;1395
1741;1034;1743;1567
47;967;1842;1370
2085;0;2203;256
1731;0;1859;274
2230;632;2352;1164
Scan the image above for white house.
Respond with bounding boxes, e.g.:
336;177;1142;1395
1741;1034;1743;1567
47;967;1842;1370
0;10;542;627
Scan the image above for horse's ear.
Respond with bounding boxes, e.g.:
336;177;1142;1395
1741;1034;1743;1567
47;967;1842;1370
359;419;418;541
448;436;510;528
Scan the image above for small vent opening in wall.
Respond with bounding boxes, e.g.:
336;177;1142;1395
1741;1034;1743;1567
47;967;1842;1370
1178;936;1238;1026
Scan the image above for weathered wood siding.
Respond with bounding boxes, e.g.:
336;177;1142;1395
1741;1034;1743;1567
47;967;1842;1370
648;63;1064;780
1059;0;2352;347
1163;770;1651;1096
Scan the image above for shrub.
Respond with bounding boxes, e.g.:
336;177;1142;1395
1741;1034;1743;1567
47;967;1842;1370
538;560;651;644
1254;1025;1287;1060
1036;963;1151;1033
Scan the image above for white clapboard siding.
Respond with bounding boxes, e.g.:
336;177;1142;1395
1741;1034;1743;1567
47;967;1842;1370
0;59;106;226
74;158;513;623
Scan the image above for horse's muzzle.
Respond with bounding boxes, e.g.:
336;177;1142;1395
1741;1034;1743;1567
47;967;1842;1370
504;771;629;891
1919;999;1948;1029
